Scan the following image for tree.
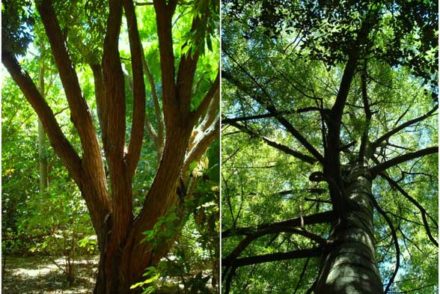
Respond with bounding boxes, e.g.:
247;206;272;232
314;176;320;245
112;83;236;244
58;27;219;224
221;1;437;293
2;0;219;292
2;49;95;288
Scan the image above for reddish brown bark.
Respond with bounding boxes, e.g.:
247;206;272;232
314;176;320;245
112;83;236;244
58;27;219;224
124;0;146;180
36;0;111;233
3;0;218;293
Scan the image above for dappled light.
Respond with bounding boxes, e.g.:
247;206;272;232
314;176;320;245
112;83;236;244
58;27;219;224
2;0;219;292
2;256;98;293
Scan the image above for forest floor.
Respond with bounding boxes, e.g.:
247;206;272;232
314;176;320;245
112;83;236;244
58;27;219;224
2;255;98;293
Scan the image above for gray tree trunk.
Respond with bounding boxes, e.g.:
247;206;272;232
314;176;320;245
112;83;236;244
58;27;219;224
314;166;383;294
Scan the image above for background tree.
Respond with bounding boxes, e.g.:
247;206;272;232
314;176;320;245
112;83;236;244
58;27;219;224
2;0;219;292
2;40;97;289
222;1;437;293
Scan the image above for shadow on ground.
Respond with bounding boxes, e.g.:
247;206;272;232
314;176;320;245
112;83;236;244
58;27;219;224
2;255;98;294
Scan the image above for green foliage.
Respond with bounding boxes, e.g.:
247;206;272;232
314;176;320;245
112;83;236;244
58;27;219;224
2;0;34;55
222;1;437;292
78;235;98;255
226;0;438;89
181;0;220;56
130;267;160;294
138;142;219;292
52;0;108;64
3;0;219;291
143;208;180;248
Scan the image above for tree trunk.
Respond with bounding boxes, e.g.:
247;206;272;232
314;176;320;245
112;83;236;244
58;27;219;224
314;166;383;294
38;60;48;193
93;220;176;294
94;241;134;294
3;2;219;293
92;123;193;294
38;119;49;192
92;231;160;293
4;42;210;292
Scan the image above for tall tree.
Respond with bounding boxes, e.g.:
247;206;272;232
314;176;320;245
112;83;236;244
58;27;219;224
2;0;219;292
37;47;49;193
222;1;437;293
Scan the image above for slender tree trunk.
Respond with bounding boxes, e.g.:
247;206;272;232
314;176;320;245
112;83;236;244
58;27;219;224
314;166;383;294
38;61;48;193
38;120;49;192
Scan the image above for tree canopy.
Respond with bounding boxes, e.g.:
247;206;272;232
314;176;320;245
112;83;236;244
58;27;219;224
222;1;438;293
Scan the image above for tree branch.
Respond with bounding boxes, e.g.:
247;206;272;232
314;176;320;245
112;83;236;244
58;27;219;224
194;72;220;122
37;0;107;178
223;229;322;285
372;106;437;149
223;247;322;268
200;89;220;131
153;0;177;127
184;119;219;170
135;1;153;5
36;0;110;232
369;194;400;293
102;0;126;163
370;147;438;176
2;51;82;184
89;63;105;132
225;226;326;261
324;15;373;217
223;266;236;294
2;51;110;232
294;258;310;294
102;0;132;245
222;211;334;238
222;107;324;124
124;0;146;180
380;173;438;247
329;14;373;127
358;63;372;163
142;53;164;153
222;61;324;165
223;235;258;269
177;32;201;110
229;121;317;164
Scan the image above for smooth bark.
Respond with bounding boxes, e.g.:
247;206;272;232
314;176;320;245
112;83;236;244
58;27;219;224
38;60;48;192
314;167;383;294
